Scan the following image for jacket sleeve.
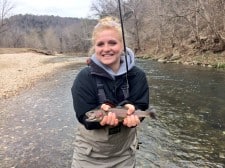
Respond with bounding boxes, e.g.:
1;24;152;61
71;68;103;130
128;67;149;111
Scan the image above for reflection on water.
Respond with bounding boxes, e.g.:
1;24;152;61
0;59;224;167
136;60;225;167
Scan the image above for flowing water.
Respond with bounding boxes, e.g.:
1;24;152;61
136;60;225;168
0;58;224;167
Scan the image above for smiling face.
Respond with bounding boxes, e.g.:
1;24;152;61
94;29;123;72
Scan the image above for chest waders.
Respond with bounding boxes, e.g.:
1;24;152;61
71;76;137;167
96;77;142;150
96;77;130;135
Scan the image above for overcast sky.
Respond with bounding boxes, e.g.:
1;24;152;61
12;0;92;18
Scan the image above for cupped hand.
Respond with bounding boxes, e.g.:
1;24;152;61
100;103;111;111
124;104;135;115
100;103;119;126
100;112;119;126
123;115;140;127
123;104;140;127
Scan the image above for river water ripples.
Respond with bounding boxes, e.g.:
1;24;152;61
0;58;224;167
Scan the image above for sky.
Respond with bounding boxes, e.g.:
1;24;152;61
12;0;93;18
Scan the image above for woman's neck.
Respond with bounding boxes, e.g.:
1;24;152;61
109;60;121;73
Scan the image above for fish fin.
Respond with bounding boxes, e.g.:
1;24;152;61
149;107;157;119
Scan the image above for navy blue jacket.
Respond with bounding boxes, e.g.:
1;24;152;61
71;60;149;130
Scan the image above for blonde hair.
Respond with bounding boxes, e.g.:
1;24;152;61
89;16;123;55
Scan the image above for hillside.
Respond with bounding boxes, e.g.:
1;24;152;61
0;14;96;53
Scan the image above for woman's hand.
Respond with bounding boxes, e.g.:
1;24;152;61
99;103;140;127
100;103;119;126
100;103;111;111
123;104;140;127
124;104;135;115
123;115;140;127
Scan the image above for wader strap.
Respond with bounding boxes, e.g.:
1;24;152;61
96;78;107;104
121;83;129;99
96;77;129;103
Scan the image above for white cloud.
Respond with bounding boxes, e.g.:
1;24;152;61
12;0;92;18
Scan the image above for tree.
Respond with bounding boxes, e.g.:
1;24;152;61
90;0;149;52
123;0;149;52
91;0;118;18
0;0;14;34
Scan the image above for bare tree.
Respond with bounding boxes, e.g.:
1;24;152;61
122;0;149;52
24;29;43;49
90;0;149;52
91;0;118;18
0;0;14;34
44;27;60;51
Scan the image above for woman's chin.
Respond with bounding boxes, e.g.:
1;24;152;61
101;58;115;65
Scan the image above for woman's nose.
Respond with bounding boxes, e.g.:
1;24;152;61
103;44;110;51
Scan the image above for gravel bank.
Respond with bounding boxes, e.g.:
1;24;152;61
0;52;87;99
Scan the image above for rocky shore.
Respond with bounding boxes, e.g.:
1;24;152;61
0;51;87;100
140;49;225;69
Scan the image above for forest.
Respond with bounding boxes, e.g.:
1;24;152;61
0;14;96;53
1;0;225;66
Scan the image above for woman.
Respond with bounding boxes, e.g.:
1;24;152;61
71;16;149;168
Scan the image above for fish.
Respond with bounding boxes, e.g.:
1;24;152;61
85;107;156;122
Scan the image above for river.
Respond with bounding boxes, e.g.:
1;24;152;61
0;58;224;168
136;60;225;168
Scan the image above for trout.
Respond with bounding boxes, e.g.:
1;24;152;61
85;107;156;122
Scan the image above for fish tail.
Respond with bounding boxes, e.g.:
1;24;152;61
149;107;157;119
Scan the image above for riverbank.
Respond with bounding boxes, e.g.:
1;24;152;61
140;49;225;69
0;49;87;100
1;47;224;100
